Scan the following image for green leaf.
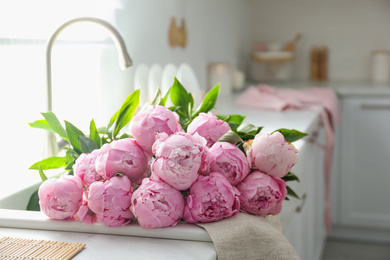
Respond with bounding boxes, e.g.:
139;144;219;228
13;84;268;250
188;93;194;112
67;169;74;176
89;119;101;148
38;166;48;182
65;121;85;154
80;136;98;153
65;151;74;162
42;112;68;141
113;89;140;139
217;130;244;145
28;119;54;132
192;84;220;118
101;137;109;145
119;133;131;139
286;185;300;200
237;123;263;140
65;151;76;171
217;114;246;125
107;111;119;140
272;128;308;143
150;88;162;106
65;161;75;171
170;78;190;110
169;78;194;130
282;172;300;183
160;87;172;106
97;127;108;135
29;156;67;170
26;188;40;211
237;123;262;135
64;148;79;160
217;114;247;132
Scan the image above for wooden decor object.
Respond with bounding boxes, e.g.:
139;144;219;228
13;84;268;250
169;17;187;49
282;34;302;52
318;47;328;81
180;18;187;48
0;237;86;260
310;46;328;81
169;17;179;48
310;47;320;81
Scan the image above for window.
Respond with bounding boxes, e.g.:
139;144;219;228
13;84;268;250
0;1;125;197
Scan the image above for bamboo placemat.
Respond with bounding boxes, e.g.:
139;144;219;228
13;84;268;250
0;237;85;260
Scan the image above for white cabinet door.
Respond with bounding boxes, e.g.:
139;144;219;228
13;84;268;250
340;97;390;229
283;125;326;260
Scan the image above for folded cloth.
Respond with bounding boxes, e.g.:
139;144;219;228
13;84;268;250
196;213;300;260
236;84;340;233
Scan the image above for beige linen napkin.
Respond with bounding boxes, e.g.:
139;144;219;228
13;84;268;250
196;213;300;260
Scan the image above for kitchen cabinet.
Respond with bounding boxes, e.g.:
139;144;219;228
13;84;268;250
331;96;390;241
282;124;326;260
215;94;327;260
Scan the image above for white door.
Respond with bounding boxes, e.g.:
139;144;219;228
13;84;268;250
340;97;390;229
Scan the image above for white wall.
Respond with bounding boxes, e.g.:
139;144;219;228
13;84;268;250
52;0;252;123
112;0;251;89
249;0;390;81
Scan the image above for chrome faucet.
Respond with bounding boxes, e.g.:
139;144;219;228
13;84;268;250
45;17;132;155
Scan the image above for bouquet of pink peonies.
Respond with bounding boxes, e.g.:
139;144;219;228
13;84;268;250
29;79;306;228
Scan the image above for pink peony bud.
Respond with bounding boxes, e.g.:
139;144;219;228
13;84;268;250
38;175;84;220
129;105;182;154
131;178;185;228
183;172;240;223
247;132;298;178
237;170;287;216
87;176;133;227
187;112;231;147
73;149;103;187
151;132;210;190
209;142;251;186
95;138;150;184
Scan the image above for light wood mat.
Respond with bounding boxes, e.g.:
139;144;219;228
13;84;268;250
0;237;85;260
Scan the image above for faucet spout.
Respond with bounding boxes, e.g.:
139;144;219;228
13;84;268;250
45;17;132;156
46;17;132;112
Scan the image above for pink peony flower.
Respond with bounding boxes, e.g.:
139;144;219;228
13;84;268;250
73;149;103;187
187;112;231;147
95;138;149;184
246;132;298;178
236;170;287;216
131;178;185;228
209;142;251;186
87;176;133;227
77;201;97;225
129;105;182;154
38;175;83;220
151;132;210;190
183;172;240;223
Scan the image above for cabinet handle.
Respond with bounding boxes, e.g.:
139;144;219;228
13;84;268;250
295;193;307;213
307;131;319;144
361;104;390;110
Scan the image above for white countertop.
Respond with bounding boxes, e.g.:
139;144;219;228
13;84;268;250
250;79;390;97
0;94;323;259
0;226;216;260
3;80;385;259
216;92;321;155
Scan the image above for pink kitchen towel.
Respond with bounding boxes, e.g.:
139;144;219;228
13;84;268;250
236;84;340;233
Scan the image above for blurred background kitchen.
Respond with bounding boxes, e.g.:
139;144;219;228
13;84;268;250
1;1;390;259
